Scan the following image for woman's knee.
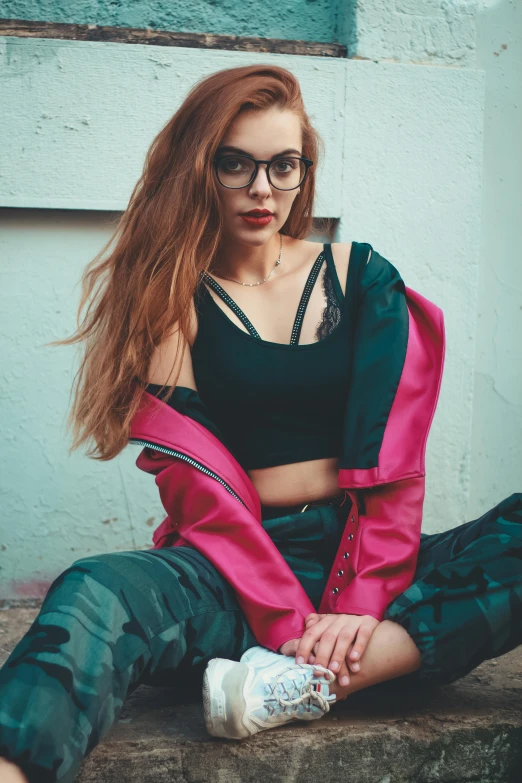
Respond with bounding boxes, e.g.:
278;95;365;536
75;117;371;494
475;492;522;538
41;551;138;612
68;551;129;582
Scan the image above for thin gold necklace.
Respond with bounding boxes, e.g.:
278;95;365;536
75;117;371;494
208;233;283;286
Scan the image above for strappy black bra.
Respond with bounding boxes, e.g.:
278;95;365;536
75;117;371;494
182;243;356;469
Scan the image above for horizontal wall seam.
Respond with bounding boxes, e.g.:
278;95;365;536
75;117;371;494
0;19;348;58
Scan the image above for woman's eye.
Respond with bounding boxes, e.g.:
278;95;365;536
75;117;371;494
274;159;296;173
223;158;244;171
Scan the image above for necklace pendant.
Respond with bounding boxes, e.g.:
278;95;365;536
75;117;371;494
209;233;282;286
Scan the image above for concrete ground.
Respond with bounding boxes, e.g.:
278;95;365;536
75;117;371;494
1;602;521;783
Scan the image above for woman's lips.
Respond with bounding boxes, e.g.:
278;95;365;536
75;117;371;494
240;214;273;227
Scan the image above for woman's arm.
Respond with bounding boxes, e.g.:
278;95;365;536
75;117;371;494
140;309;316;652
150;453;316;652
329;246;444;619
333;479;425;620
147;303;199;389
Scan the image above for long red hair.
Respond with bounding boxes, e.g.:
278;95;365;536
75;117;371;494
54;64;326;460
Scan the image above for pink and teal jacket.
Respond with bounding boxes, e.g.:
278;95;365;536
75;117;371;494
129;244;445;653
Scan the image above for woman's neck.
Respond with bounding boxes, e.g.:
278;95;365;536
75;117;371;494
211;233;285;282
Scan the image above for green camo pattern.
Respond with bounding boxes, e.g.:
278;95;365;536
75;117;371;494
384;492;522;685
0;493;521;782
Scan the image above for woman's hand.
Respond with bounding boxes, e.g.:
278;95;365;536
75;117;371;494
296;612;380;686
278;638;301;657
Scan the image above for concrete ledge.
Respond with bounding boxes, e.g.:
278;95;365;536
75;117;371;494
1;605;521;782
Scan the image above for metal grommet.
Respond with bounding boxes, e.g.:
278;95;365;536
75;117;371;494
351;516;355;523
348;534;354;540
332;587;339;594
343;552;349;559
337;570;344;577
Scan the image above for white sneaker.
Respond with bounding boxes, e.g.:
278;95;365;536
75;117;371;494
202;645;336;740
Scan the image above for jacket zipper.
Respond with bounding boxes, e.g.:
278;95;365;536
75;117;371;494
130;438;248;508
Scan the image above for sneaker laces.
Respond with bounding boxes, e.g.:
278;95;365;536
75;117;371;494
265;663;336;714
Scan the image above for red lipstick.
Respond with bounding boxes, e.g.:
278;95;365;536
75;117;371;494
239;209;274;227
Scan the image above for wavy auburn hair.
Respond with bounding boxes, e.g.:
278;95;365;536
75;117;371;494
54;63;326;460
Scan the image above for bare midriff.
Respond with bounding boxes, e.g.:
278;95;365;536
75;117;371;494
247;457;342;507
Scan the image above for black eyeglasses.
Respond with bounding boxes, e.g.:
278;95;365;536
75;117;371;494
213;153;313;191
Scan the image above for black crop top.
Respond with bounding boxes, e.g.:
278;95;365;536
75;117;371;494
185;243;357;470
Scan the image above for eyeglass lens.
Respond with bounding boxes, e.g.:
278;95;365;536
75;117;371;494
216;156;306;190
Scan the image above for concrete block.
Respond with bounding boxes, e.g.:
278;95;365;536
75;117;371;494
1;604;521;783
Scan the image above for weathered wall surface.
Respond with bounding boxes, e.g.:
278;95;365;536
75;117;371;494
349;0;479;65
0;0;344;42
1;1;519;598
467;0;522;518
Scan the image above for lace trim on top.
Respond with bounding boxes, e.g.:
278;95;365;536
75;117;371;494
315;261;342;340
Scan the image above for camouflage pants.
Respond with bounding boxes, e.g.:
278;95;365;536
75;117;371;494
0;492;521;782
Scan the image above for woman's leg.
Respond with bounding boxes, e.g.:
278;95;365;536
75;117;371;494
0;759;28;783
0;546;256;783
263;503;423;699
317;492;522;701
327;620;422;700
380;491;522;689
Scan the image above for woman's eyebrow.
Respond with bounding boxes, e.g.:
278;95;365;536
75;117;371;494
216;146;302;158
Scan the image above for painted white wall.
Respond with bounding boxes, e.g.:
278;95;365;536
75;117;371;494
350;0;479;66
344;1;522;517
0;27;495;598
467;0;522;517
0;39;346;215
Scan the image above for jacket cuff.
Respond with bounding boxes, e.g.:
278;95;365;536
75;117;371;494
321;478;425;619
261;618;308;654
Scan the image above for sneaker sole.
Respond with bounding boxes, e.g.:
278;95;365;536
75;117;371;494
203;658;256;740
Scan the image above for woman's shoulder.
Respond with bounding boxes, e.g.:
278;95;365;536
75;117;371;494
329;242;352;298
341;241;404;287
148;305;199;388
296;238;353;297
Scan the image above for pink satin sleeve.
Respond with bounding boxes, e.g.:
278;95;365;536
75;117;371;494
333;477;425;620
151;455;316;652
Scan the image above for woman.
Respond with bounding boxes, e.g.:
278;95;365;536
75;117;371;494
1;63;521;782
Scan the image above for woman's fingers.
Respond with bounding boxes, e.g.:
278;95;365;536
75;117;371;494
311;643;351;686
348;627;374;670
302;615;379;680
336;657;352;688
305;613;326;628
325;628;355;679
346;640;360;672
297;616;366;678
308;619;347;672
295;617;332;666
304;617;322;662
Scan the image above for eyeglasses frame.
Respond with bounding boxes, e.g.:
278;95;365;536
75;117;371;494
212;153;314;191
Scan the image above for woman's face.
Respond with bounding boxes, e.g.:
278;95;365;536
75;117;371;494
213;107;304;247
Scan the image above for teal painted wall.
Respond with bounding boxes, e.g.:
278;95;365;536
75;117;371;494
0;0;346;43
